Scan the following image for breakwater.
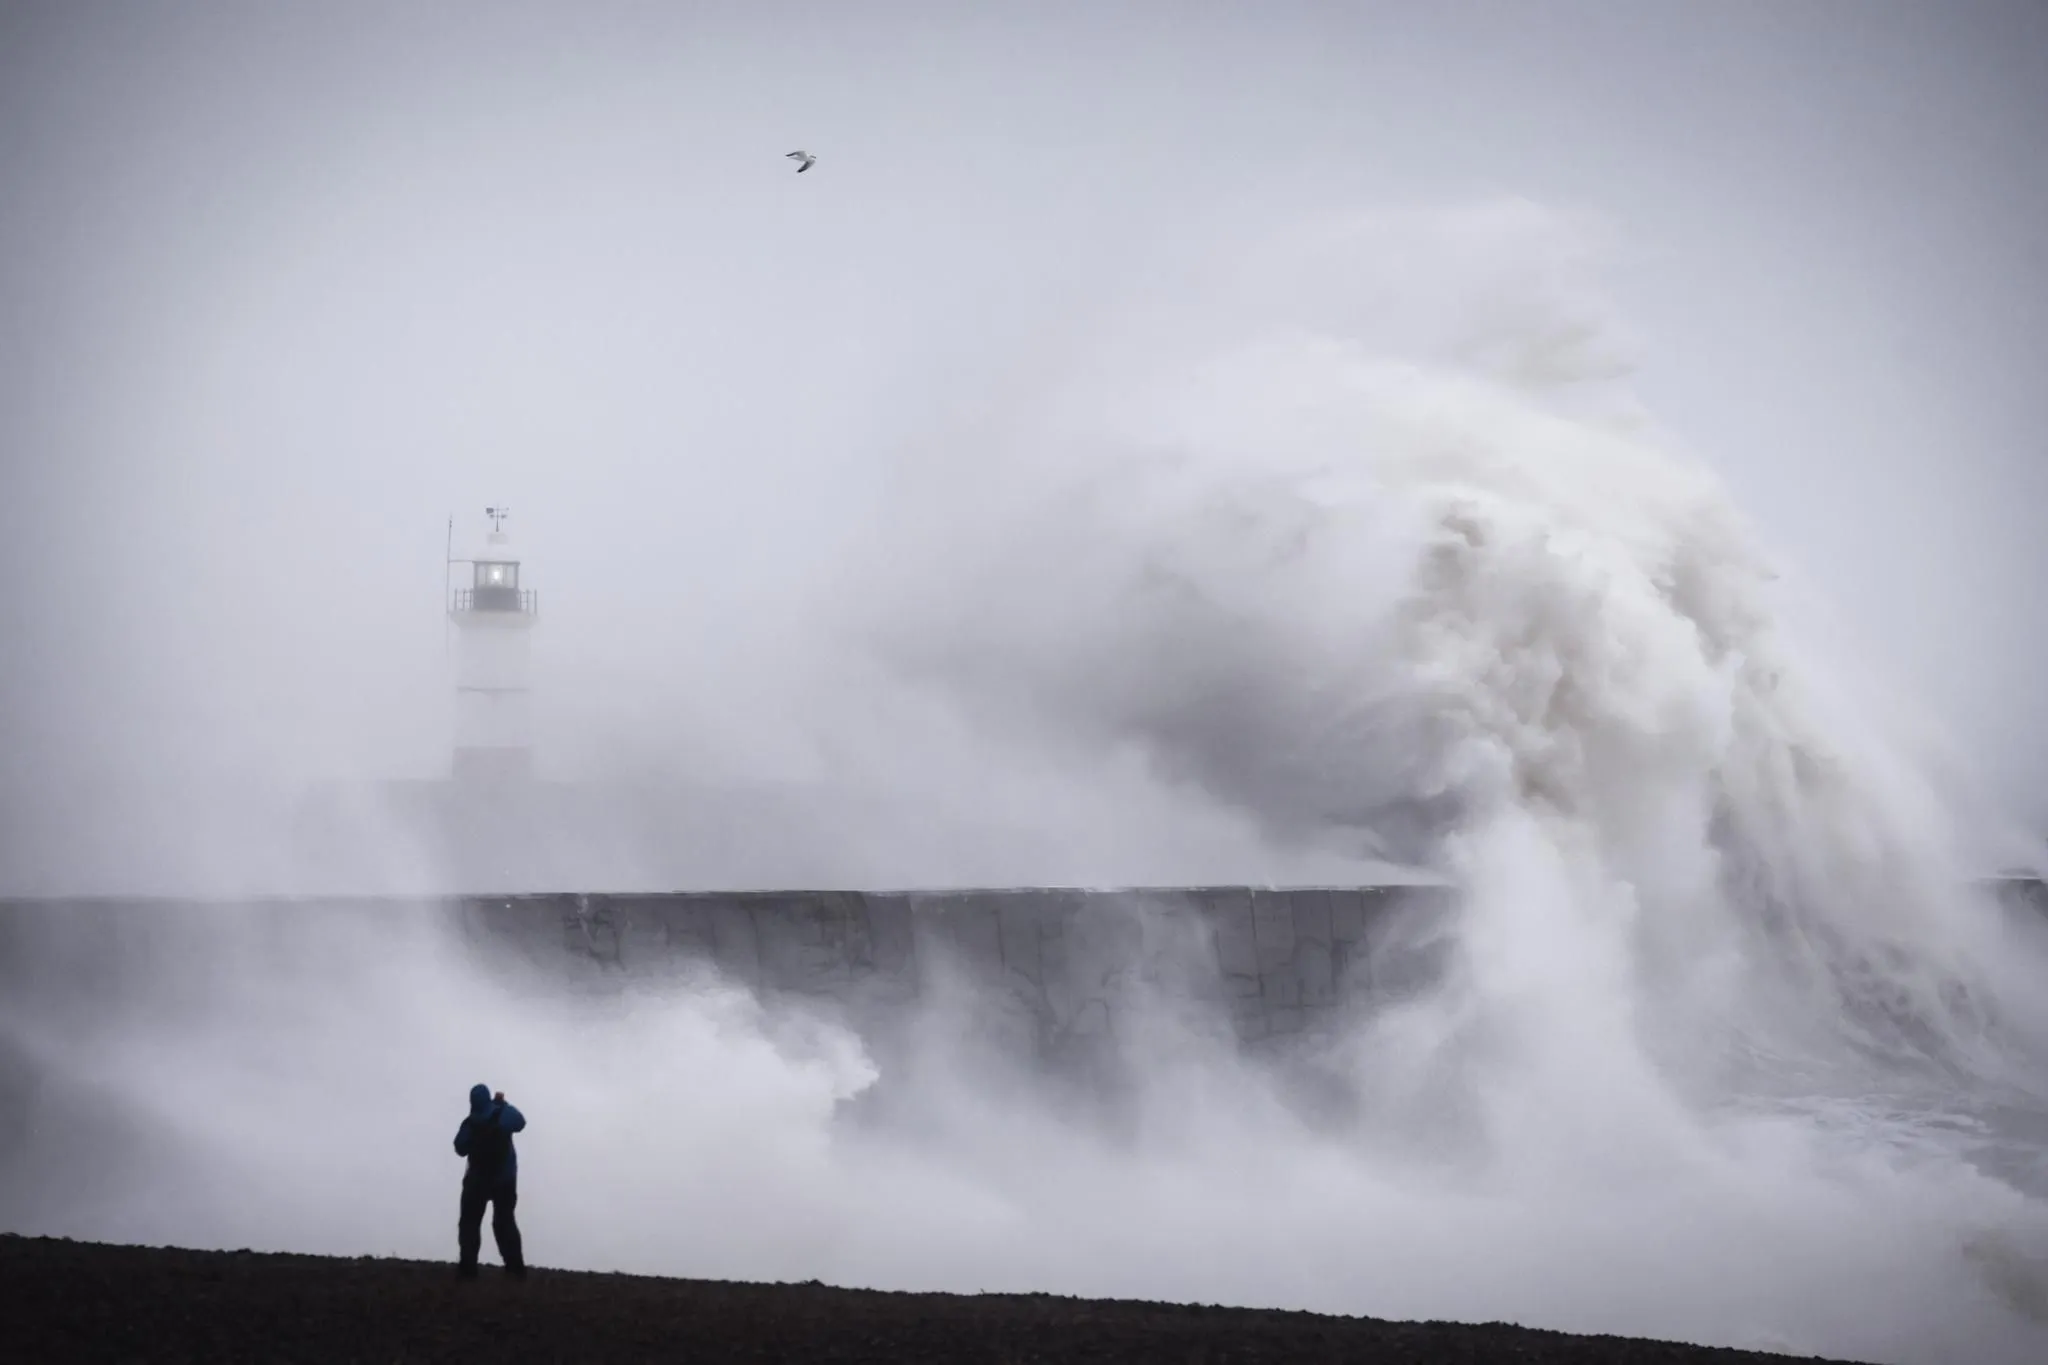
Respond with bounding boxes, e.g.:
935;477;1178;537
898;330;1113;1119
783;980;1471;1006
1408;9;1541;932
457;885;1459;1047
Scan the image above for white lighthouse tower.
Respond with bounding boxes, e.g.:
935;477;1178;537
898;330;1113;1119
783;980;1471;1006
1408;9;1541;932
447;506;537;785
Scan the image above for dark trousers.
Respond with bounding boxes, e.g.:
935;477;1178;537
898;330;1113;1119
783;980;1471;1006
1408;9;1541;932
458;1179;524;1273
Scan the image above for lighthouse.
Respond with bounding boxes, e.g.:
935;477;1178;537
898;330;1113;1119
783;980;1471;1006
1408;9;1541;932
447;506;537;785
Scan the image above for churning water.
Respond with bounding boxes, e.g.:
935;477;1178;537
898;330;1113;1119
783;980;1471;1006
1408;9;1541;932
5;200;2047;1365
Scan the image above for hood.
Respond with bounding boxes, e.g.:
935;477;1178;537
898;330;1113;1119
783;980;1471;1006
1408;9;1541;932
469;1083;494;1119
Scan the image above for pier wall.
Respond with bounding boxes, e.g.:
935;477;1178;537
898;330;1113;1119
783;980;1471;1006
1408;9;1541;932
455;885;1459;1045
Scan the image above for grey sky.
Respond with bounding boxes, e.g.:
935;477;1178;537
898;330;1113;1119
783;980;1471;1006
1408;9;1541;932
2;1;2044;891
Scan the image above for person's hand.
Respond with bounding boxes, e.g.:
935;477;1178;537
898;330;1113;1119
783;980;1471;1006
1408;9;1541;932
494;1092;506;1103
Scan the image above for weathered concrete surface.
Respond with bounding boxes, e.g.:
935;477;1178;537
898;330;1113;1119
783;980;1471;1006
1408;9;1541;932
453;885;1460;1048
6;879;2036;1059
1993;875;2048;919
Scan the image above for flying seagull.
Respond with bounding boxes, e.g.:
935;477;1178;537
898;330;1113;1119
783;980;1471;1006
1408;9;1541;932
786;150;816;173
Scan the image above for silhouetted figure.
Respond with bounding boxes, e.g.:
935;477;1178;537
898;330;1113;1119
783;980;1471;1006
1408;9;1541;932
453;1083;527;1278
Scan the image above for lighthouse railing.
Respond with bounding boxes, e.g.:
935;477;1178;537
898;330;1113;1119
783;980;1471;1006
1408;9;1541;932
450;587;538;615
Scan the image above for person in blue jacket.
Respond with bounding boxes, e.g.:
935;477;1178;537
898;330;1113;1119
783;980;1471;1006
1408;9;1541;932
453;1082;527;1278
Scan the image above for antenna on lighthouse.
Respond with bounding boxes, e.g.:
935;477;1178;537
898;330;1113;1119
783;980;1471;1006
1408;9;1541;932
485;506;511;533
443;513;454;654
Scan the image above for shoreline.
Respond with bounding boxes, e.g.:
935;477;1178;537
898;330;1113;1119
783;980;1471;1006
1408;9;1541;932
4;1232;1866;1364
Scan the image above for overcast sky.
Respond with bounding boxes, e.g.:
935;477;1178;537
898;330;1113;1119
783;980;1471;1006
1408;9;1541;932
2;1;2044;890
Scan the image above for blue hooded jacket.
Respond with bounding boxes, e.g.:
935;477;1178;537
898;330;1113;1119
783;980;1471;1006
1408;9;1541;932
453;1083;526;1187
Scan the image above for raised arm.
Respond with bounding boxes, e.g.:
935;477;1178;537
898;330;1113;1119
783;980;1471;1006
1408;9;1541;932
498;1102;527;1134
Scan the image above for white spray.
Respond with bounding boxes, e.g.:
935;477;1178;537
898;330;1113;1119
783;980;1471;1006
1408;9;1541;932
6;200;2048;1365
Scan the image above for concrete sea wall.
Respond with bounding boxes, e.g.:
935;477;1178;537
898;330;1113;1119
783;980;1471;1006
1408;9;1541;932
456;885;1460;1047
7;877;2038;1059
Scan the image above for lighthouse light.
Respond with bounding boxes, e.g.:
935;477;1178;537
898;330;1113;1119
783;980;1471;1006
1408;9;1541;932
472;560;519;592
